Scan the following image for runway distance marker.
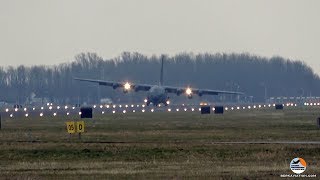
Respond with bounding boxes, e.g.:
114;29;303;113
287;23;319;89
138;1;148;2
66;121;76;134
77;121;85;133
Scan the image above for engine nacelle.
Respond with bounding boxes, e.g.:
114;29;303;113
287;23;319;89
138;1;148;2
176;89;183;96
112;83;119;89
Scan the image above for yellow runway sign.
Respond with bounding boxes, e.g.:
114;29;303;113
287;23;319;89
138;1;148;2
77;121;85;133
66;121;76;134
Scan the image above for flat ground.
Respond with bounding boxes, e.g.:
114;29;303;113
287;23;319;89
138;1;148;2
0;107;320;179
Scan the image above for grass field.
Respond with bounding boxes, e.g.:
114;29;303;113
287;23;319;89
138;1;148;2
0;107;320;179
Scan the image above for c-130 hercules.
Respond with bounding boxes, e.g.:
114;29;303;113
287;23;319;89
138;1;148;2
74;56;244;106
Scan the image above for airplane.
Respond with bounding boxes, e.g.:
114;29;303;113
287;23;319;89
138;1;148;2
74;56;244;106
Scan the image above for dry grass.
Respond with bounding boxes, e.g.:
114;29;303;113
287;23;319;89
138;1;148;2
0;107;320;179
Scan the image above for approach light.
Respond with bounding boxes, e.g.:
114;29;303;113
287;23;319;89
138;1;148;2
78;112;81;115
23;108;27;111
72;107;75;110
225;107;228;111
25;113;28;117
124;82;131;90
57;106;60;110
102;111;105;114
212;108;215;111
131;104;134;108
191;108;195;111
66;112;69;116
53;113;57;116
5;108;9;112
142;104;145;108
10;114;13;118
184;108;187;112
125;105;128;108
176;108;179;112
14;108;18;112
142;109;145;113
40;113;43;117
100;105;103;108
65;106;68;109
185;88;192;95
168;108;172;112
231;107;234;110
113;105;116;108
106;105;110;108
119;105;122;108
144;99;148;103
123;110;126;113
133;110;136;113
237;107;240;110
112;110;115;114
49;106;53;110
166;100;170;105
151;109;154;112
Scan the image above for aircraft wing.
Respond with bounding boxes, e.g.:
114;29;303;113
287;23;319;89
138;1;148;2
74;78;152;91
163;86;244;96
74;78;244;96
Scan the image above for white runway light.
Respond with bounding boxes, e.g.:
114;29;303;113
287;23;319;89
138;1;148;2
102;111;105;114
191;108;194;111
78;112;81;115
25;113;28;117
176;108;179;112
123;110;126;113
14;108;18;112
184;108;187;112
53;113;57;116
133;110;136;113
40;113;43;117
66;112;69;116
142;109;145;112
112;110;115;114
10;114;13;118
151;109;154;112
65;106;68;109
24;108;27;111
5;108;9;112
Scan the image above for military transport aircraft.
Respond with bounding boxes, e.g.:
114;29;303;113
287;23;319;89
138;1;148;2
74;57;244;106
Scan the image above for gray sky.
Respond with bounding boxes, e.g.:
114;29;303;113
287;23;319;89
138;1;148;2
0;0;319;74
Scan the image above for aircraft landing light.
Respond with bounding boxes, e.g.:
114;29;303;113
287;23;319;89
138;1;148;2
185;88;192;95
124;82;131;90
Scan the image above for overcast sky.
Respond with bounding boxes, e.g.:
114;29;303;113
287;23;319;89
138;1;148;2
0;0;319;74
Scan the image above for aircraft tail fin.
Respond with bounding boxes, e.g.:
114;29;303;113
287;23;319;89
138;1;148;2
160;55;164;86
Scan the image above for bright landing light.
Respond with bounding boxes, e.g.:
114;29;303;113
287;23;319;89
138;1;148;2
185;88;192;95
124;82;131;90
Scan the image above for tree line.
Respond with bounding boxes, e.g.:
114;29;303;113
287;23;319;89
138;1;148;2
0;52;319;104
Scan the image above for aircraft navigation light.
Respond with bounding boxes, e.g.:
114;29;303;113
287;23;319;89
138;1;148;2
124;82;131;90
186;88;192;95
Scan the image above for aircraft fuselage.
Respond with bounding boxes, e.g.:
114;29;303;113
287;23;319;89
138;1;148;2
147;85;168;106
